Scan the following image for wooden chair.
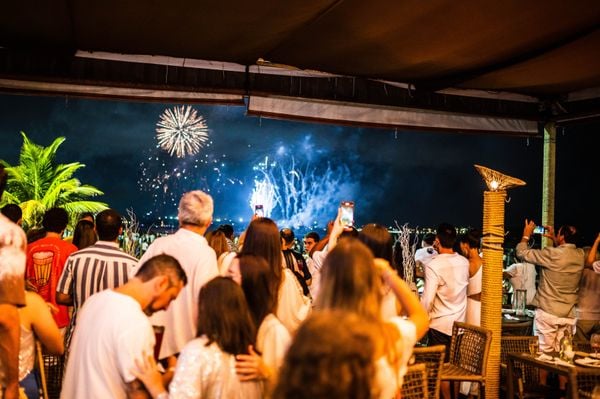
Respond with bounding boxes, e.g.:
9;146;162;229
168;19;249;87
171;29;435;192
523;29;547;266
412;345;445;399
35;341;49;399
401;363;428;399
439;322;492;399
500;335;550;399
571;368;600;399
40;351;64;399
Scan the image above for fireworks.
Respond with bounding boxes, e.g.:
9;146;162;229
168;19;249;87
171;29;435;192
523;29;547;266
156;105;209;158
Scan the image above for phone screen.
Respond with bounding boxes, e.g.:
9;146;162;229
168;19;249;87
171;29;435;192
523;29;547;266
533;225;546;235
340;201;354;227
255;205;264;217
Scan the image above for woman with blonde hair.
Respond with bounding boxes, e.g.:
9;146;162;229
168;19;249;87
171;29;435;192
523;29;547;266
205;229;235;275
316;237;428;398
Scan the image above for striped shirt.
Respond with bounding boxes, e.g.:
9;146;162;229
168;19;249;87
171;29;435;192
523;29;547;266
57;241;138;319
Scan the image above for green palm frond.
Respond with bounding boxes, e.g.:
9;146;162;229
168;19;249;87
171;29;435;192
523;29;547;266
2;132;108;230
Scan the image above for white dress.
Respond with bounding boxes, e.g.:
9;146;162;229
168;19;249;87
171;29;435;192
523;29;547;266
374;317;417;399
256;313;291;373
276;268;311;333
169;336;262;399
466;266;482;326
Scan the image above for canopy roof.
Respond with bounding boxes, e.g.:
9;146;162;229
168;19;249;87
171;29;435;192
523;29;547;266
1;0;599;134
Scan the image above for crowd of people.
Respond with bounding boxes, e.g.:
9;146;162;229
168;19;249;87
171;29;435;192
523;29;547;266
2;161;600;399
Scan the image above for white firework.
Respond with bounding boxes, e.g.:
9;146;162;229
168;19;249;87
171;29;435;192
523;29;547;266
156;105;209;158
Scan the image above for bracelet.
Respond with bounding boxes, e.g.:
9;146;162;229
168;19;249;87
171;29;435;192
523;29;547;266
522;235;530;241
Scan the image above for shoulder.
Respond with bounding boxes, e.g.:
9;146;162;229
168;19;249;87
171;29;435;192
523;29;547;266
24;290;46;309
260;314;290;337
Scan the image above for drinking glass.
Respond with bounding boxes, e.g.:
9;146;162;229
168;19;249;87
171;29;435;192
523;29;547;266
529;341;539;356
591;333;600;358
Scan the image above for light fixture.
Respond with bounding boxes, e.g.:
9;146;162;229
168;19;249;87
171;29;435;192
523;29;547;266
474;164;526;191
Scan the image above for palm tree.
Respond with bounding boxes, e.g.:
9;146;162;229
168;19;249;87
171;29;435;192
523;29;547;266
0;132;107;230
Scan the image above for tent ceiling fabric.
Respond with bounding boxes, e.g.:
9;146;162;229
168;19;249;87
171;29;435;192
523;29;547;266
1;0;600;131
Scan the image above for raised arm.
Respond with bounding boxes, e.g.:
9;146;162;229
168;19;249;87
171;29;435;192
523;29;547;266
585;233;600;270
375;259;429;339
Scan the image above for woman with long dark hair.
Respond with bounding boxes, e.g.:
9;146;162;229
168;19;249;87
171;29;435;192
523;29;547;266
239;218;310;333
457;228;483;326
133;277;261;399
230;253;291;387
72;219;97;250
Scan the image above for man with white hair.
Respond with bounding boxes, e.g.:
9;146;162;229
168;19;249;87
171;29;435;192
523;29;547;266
135;190;218;360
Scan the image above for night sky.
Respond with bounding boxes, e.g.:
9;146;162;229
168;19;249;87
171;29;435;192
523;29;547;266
0;93;597;244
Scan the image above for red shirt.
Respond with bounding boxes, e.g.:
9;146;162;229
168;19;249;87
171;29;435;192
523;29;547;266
26;236;77;328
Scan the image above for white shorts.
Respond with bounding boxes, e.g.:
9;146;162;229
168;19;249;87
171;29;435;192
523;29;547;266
534;308;576;352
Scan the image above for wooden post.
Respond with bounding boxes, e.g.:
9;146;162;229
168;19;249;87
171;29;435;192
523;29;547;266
542;122;556;244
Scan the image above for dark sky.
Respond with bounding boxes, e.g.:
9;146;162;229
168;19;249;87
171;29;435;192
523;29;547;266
0;93;597;243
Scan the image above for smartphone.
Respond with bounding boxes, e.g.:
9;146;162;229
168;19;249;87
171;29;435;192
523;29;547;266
533;225;546;235
254;204;264;217
340;201;354;227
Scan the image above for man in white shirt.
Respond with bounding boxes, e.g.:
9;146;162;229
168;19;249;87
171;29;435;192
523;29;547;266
61;254;186;399
421;223;469;399
421;223;469;352
136;190;219;360
503;261;537;305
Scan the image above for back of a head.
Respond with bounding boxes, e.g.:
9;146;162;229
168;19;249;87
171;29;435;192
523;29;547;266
73;220;97;250
197;276;255;355
1;204;22;224
242;218;283;281
458;228;481;249
206;230;229;258
272;310;379;399
558;225;578;244
135;254;188;287
237;253;277;328
280;228;295;245
422;233;436;246
178;190;213;227
358;223;394;265
436;222;457;249
217;224;234;239
79;212;95;223
316;238;381;318
42;207;69;233
95;209;123;241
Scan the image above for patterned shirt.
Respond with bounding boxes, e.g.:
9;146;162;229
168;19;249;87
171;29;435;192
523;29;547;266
57;241;138;322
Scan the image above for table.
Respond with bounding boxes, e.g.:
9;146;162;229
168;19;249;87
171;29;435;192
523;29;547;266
506;353;584;398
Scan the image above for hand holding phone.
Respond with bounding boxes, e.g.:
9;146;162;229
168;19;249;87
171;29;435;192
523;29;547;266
254;205;264;217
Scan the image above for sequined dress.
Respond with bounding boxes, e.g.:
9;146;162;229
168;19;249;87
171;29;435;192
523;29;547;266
169;336;262;399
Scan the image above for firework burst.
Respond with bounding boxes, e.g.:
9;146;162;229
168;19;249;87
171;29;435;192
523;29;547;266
156;105;209;158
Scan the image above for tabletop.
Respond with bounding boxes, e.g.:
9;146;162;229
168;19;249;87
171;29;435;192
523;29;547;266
506;352;600;399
